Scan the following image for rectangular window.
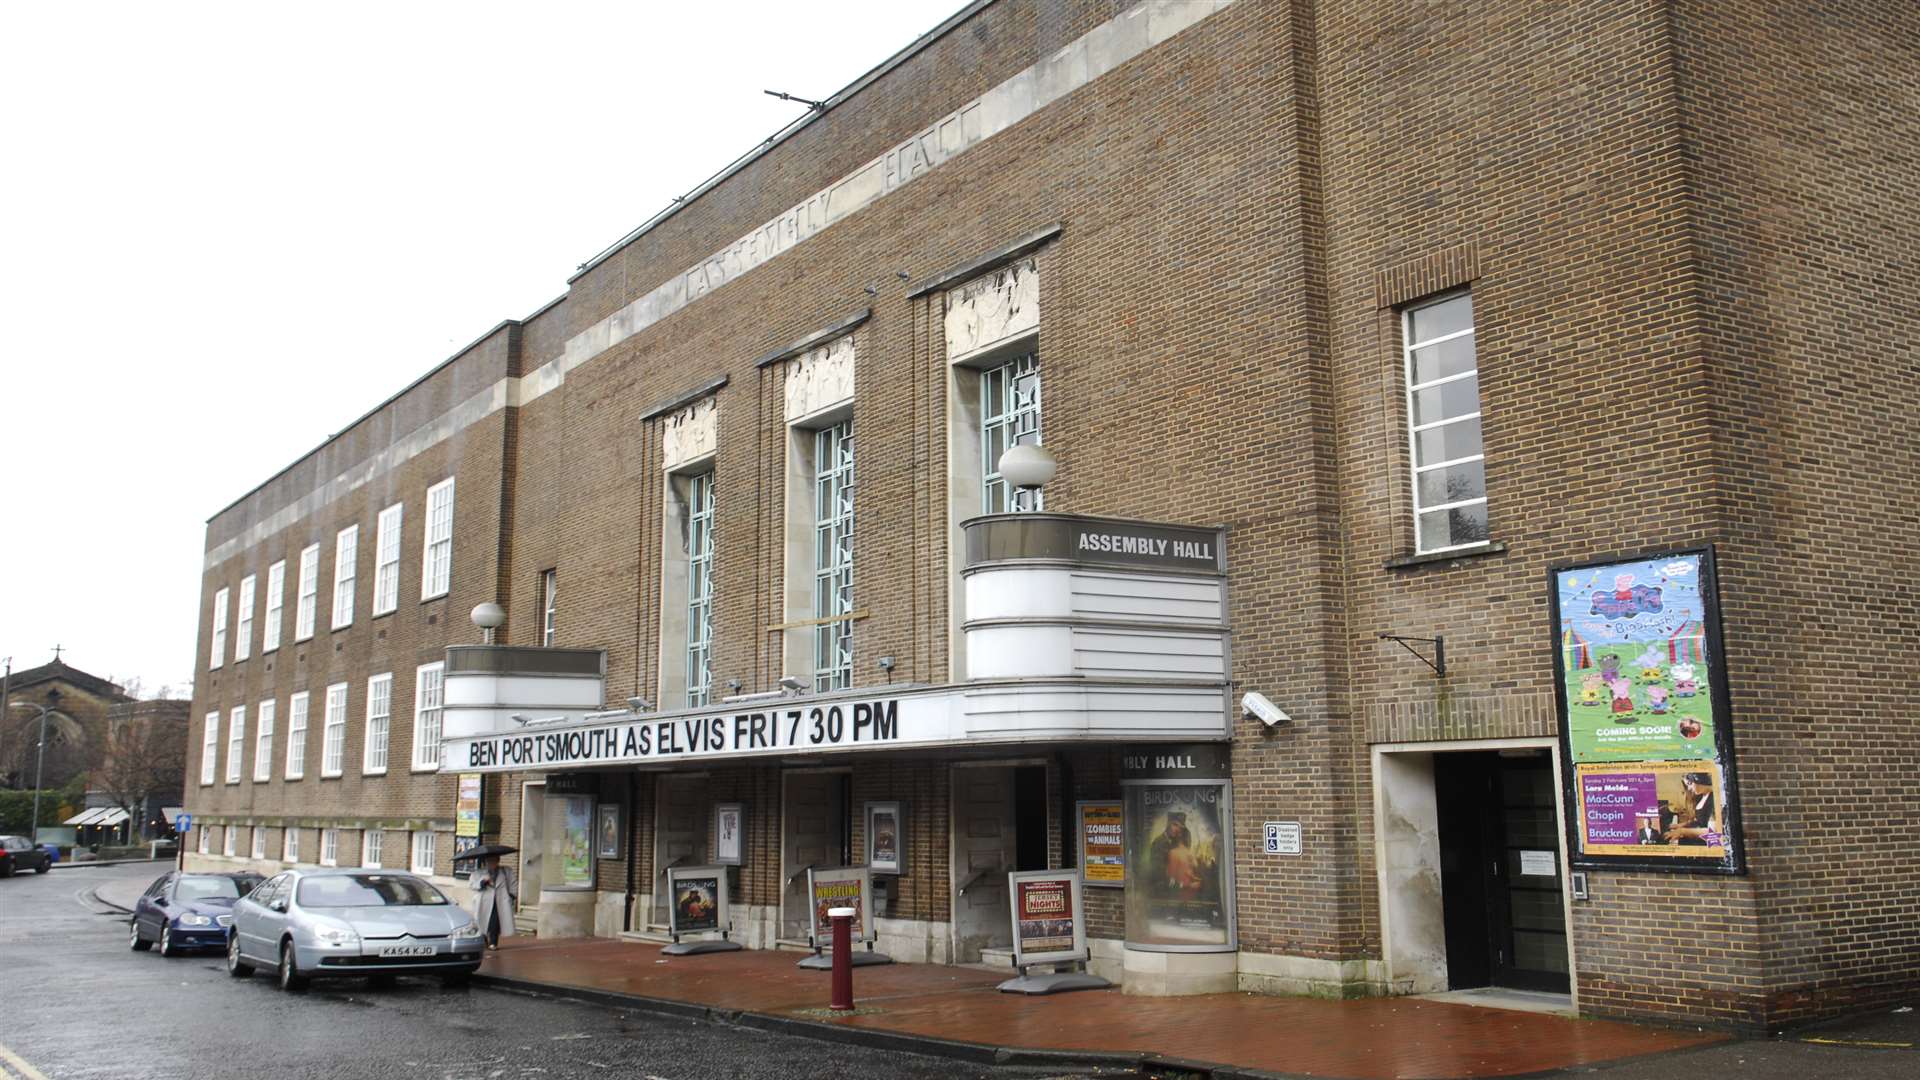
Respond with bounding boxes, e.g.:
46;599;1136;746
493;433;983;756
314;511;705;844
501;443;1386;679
235;575;256;661
210;587;229;669
331;524;358;629
295;544;320;641
813;420;854;692
320;828;339;867
321;682;348;778
251;828;266;861
422;477;455;599
362;829;383;869
285;691;309;779
542;568;558;647
225;706;246;784
373;502;403;615
254;699;275;782
685;473;715;707
981;351;1042;513
263;560;286;653
200;711;219;785
410;831;436;875
1403;292;1488;554
198;828;210;855
223;827;236;857
412;662;444;772
284;827;299;863
363;672;391;775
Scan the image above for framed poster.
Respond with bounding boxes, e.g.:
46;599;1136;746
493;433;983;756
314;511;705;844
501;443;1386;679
714;803;744;866
1076;800;1124;886
558;795;595;888
806;866;876;947
1008;870;1090;967
1120;744;1235;952
594;802;623;859
455;773;484;838
1549;546;1746;873
865;801;903;874
666;864;727;937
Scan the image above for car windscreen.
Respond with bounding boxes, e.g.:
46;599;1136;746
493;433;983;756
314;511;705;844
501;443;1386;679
174;876;244;902
296;875;450;908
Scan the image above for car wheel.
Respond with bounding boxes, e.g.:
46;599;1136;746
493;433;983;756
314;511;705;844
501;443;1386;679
159;926;177;957
277;940;309;992
226;934;253;978
33;861;50;874
129;922;152;952
0;862;13;878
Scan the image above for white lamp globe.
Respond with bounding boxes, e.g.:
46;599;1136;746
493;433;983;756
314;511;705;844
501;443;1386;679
998;443;1057;490
470;602;507;630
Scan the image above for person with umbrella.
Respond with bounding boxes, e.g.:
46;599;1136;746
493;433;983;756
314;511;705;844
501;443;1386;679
465;843;519;949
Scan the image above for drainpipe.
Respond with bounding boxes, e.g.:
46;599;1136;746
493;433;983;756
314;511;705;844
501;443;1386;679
622;771;639;932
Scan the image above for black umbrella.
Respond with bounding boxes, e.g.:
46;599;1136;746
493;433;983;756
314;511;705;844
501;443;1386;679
455;843;517;862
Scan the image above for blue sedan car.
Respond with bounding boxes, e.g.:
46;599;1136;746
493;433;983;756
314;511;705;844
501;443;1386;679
130;871;264;956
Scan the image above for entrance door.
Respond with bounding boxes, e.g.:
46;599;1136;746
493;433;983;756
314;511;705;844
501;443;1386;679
519;782;545;910
652;776;711;929
950;766;1017;963
1436;751;1570;993
781;771;849;943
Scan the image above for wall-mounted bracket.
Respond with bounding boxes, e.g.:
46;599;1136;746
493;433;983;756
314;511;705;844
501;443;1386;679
1377;633;1446;677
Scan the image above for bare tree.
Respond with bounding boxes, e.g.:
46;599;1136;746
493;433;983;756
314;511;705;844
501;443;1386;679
95;708;187;838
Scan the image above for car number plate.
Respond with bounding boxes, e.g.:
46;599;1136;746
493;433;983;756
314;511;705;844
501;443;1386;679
378;945;435;958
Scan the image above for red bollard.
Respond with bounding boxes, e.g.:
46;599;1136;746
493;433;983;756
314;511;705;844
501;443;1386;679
828;906;856;1011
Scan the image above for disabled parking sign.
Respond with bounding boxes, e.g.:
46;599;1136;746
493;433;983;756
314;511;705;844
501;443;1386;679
1263;821;1301;855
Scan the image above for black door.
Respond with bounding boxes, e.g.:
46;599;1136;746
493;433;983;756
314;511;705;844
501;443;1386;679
1435;751;1570;993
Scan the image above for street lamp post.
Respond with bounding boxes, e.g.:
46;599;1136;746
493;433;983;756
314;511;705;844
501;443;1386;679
8;701;57;843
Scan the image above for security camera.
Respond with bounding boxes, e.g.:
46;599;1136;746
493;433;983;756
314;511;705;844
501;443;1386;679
778;675;807;693
627;696;653;713
1241;692;1291;728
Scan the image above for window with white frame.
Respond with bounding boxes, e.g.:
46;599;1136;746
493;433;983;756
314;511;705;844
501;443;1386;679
542;568;558;647
331;524;358;629
225;706;246;784
283;827;299;863
320;828;339;867
980;351;1042;513
295;544;320;641
685;472;714;707
373;502;403;615
812;420;854;692
254;699;275;782
263;559;286;653
200;711;219;785
235;575;255;661
209;587;229;669
412;662;444;771
223;825;236;857
422;478;455;599
198;828;209;855
410;831;436;875
363;672;391;774
251;827;266;860
285;691;309;779
1403;292;1488;554
321;682;347;778
362;829;383;869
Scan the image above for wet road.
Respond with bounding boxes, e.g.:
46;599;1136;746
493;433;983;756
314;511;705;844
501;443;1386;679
0;862;1089;1080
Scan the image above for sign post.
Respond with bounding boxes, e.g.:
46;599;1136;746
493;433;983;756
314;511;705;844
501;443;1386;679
997;869;1110;995
660;864;742;955
797;866;893;969
175;813;191;870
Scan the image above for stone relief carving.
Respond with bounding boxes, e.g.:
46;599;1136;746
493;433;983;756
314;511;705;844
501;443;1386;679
661;395;718;470
784;334;856;422
945;257;1038;362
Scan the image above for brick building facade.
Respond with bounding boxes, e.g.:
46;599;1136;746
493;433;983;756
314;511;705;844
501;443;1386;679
183;0;1919;1031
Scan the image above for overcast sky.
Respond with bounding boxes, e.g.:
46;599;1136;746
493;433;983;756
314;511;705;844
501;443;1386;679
0;0;966;699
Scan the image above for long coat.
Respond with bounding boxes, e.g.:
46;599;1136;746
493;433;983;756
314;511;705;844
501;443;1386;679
472;864;518;938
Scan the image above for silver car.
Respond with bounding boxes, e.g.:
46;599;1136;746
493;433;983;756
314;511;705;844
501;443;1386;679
226;868;484;990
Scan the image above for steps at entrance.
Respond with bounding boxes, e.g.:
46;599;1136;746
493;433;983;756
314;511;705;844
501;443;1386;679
513;909;540;936
978;947;1019;970
619;927;673;945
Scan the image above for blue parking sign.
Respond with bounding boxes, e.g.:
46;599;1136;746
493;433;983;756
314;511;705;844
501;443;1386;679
176;813;192;833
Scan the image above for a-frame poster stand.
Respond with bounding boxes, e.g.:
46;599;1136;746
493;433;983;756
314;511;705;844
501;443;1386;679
796;866;894;969
660;864;743;956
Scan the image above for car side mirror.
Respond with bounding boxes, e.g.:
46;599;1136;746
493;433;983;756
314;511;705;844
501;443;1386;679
154;898;168;907
269;899;288;913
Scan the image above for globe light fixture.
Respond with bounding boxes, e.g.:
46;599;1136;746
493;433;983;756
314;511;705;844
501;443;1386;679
998;443;1057;493
471;602;506;644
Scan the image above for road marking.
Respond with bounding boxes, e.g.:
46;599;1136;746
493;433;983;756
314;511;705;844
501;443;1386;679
0;1041;52;1080
1801;1036;1914;1049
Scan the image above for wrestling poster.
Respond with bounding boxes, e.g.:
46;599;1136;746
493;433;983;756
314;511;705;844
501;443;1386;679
1549;547;1745;872
806;866;875;945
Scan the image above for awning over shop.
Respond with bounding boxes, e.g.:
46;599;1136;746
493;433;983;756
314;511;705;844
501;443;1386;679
63;807;129;827
162;806;184;826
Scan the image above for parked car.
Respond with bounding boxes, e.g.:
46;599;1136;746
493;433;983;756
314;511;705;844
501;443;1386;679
130;871;264;956
227;869;484;990
0;835;53;876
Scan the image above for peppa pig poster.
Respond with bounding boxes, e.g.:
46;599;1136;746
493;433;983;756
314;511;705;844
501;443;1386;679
1548;547;1745;873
